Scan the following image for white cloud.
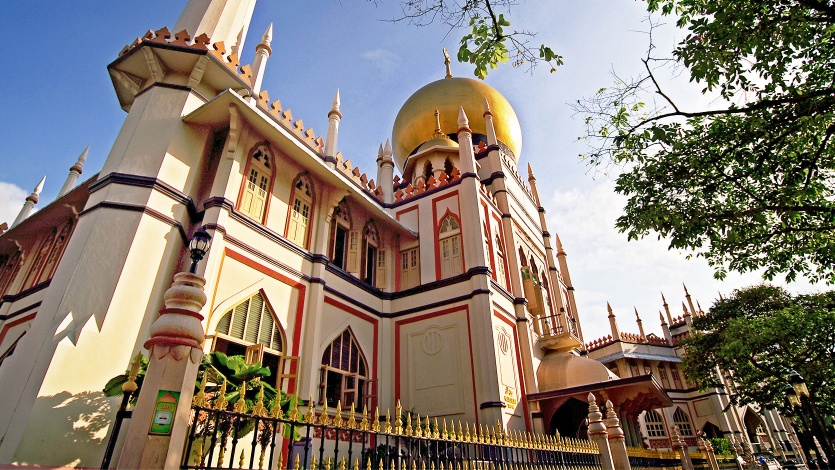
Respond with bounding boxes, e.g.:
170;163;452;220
361;49;400;74
0;182;27;228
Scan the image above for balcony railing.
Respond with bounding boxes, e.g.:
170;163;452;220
536;312;582;352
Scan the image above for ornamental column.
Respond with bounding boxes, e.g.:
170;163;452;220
588;393;616;470
672;425;695;470
117;231;212;469
604;400;631;469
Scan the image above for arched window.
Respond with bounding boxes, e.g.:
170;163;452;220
673;408;694;437
287;174;314;248
36;220;73;286
22;229;57;289
361;221;385;288
0;252;22;297
670;365;684;389
214;292;285;382
644;410;667;438
329;199;351;270
438;215;462;278
320;329;369;408
494;235;508;289
657;364;671;388
239;144;273;222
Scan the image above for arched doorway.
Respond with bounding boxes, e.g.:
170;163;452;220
550;398;589;439
702;421;723;438
743;409;771;453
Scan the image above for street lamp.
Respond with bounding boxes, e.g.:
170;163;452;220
188;228;212;273
786;371;833;468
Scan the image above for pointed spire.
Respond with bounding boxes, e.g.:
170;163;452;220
383;139;393;159
58;146;89;197
483;96;492;115
443;48;453;78
684;282;696;314
662;292;674;325
607;302;614;317
331;89;341;114
635;307;647;342
457;106;469;130
377;139;395;204
527;162;536;181
607;302;621;340
324;89;342;158
12;176;45;228
250;21;273;96
659;311;667;326
432;109;444;138
483;96;498;145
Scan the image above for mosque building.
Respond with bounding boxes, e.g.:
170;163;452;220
0;0;803;467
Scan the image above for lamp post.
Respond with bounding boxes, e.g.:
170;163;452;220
786;371;833;468
188;228;212;273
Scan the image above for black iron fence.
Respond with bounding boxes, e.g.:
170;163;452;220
182;401;604;470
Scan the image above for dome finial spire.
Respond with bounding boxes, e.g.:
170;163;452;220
432;109;445;138
443;48;453;79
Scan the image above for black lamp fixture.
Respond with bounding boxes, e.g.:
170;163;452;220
188;228;212;273
789;370;810;398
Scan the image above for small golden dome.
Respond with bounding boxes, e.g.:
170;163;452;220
392;77;522;171
416;136;459;154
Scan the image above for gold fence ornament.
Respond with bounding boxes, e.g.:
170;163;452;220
320;401;331;426
464;422;471;442
214;378;229;410
269;395;284;419
384;408;392;434
360;404;369;431
233;381;248;413
395;400;403;435
276;453;283;470
305;395;316;423
238;449;246;468
287;394;301;422
324;456;332;470
405;412;413;436
457;420;464;441
353;457;360;470
432;417;439;438
311;455;318;469
192;373;209;407
414;413;422;437
442;418;449;440
348;403;357;429
339;456;347;470
372;406;381;432
294;454;301;470
251;384;268;416
333;400;344;428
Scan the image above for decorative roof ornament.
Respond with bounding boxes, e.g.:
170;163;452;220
443;48;453;79
432;109;444;138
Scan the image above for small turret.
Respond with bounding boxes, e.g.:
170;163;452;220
483;97;498;146
324;89;341;161
635;308;647;343
527;162;542;206
58;146;89;197
457;107;476;174
684;283;697;316
250;23;273;99
662;292;674;325
608;303;621;340
660;311;673;344
376;140;394;204
11;176;45;228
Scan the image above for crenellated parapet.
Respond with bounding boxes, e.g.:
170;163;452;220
393;167;462;203
585;332;670;351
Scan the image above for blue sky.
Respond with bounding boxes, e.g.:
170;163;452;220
0;1;818;342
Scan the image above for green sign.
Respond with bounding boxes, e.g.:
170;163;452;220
149;390;180;435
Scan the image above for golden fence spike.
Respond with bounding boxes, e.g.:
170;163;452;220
251;384;268;417
439;460;445;470
348;403;357;429
360;404;369;431
334;400;344;428
354;457;360;470
405;413;413;436
442;418;449;440
478;423;485;444
238;449;246;469
321;401;331;427
373;406;381;433
233;380;248;413
458;421;464;441
324;456;332;470
305;396;316;423
385;408;392;434
389;458;394;470
415;413;423;437
294;454;301;470
192;372;209;407
430;416;436;439
214;378;229;410
422;460;427;470
411;459;417;470
340;456;347;470
217;445;226;467
464;422;471;442
277;453;283;470
287;395;301;422
311;455;318;469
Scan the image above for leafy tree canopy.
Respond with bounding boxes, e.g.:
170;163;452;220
575;0;835;282
681;285;835;417
377;0;562;78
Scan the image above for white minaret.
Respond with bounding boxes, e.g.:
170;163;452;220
324;90;341;159
607;303;621;340
11;176;45;228
457;107;476;174
250;23;273;98
377;139;394;204
483;97;498;145
173;0;257;54
57;146;88;198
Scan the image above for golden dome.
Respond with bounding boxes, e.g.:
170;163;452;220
392;77;522;171
416;136;459;153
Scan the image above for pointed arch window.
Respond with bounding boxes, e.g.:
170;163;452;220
214;292;285;383
644;410;667;438
0;251;22;297
287;174;314;248
37;220;73;286
439;215;463;278
329;199;351;270
22;223;71;290
494;234;508;289
320;329;369;408
673;408;694;437
239;144;273;223
361;221;385;288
